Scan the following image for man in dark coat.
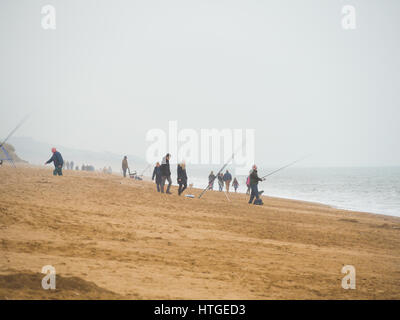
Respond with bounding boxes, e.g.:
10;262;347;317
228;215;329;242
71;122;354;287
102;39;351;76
45;147;64;176
248;165;264;204
152;162;162;192
160;153;172;194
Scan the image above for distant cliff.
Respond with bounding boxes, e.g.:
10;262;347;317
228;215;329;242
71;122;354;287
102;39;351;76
0;143;27;163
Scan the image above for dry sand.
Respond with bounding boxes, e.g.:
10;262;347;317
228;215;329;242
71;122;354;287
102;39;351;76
0;165;399;299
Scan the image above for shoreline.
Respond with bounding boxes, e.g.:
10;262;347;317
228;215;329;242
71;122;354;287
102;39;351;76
5;162;400;220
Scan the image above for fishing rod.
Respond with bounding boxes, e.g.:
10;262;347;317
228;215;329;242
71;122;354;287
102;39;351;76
140;163;152;176
260;154;310;179
0;115;29;149
198;144;243;199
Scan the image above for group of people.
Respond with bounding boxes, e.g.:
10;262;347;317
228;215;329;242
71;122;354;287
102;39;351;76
147;153;265;204
81;164;95;171
151;154;188;195
46;148;265;205
102;166;113;174
208;170;239;193
45;148;109;176
64;160;75;170
208;166;264;204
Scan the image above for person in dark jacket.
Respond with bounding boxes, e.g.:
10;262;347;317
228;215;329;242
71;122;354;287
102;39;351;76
152;162;162;192
217;173;224;191
208;171;216;190
248;165;265;204
160;153;172;194
177;161;188;195
122;156;128;177
45;147;64;176
223;170;232;192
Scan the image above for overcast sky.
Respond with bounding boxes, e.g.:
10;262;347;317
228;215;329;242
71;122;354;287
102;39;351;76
1;0;399;167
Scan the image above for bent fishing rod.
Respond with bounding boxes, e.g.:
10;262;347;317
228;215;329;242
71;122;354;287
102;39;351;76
0;115;29;149
260;154;310;180
140;163;152;176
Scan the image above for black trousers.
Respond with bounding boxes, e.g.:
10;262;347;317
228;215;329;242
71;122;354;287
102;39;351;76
155;179;161;192
178;181;187;195
249;184;260;204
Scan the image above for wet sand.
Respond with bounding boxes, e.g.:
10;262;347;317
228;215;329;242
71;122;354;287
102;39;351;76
0;165;399;299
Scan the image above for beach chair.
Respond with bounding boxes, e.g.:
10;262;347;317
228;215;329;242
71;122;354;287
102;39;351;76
127;167;137;179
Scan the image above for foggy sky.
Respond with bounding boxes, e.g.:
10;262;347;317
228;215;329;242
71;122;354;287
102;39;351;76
1;0;399;167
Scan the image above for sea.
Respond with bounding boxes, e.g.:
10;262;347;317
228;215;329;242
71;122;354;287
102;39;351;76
183;167;400;217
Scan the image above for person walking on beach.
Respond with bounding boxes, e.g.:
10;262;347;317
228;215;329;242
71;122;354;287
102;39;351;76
160;153;172;194
65;161;70;170
233;177;239;192
223;170;232;192
122;156;128;178
177;161;188;196
218;173;224;191
44;147;64;176
208;171;216;190
152;162;162;192
248;165;265;204
70;161;74;171
246;171;251;195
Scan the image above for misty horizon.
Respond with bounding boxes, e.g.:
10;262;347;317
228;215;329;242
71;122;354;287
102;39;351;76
1;0;400;168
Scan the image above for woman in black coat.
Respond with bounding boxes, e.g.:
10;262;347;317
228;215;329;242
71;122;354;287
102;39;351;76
177;161;188;196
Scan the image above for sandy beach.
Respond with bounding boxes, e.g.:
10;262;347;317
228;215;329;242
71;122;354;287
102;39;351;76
0;165;399;299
